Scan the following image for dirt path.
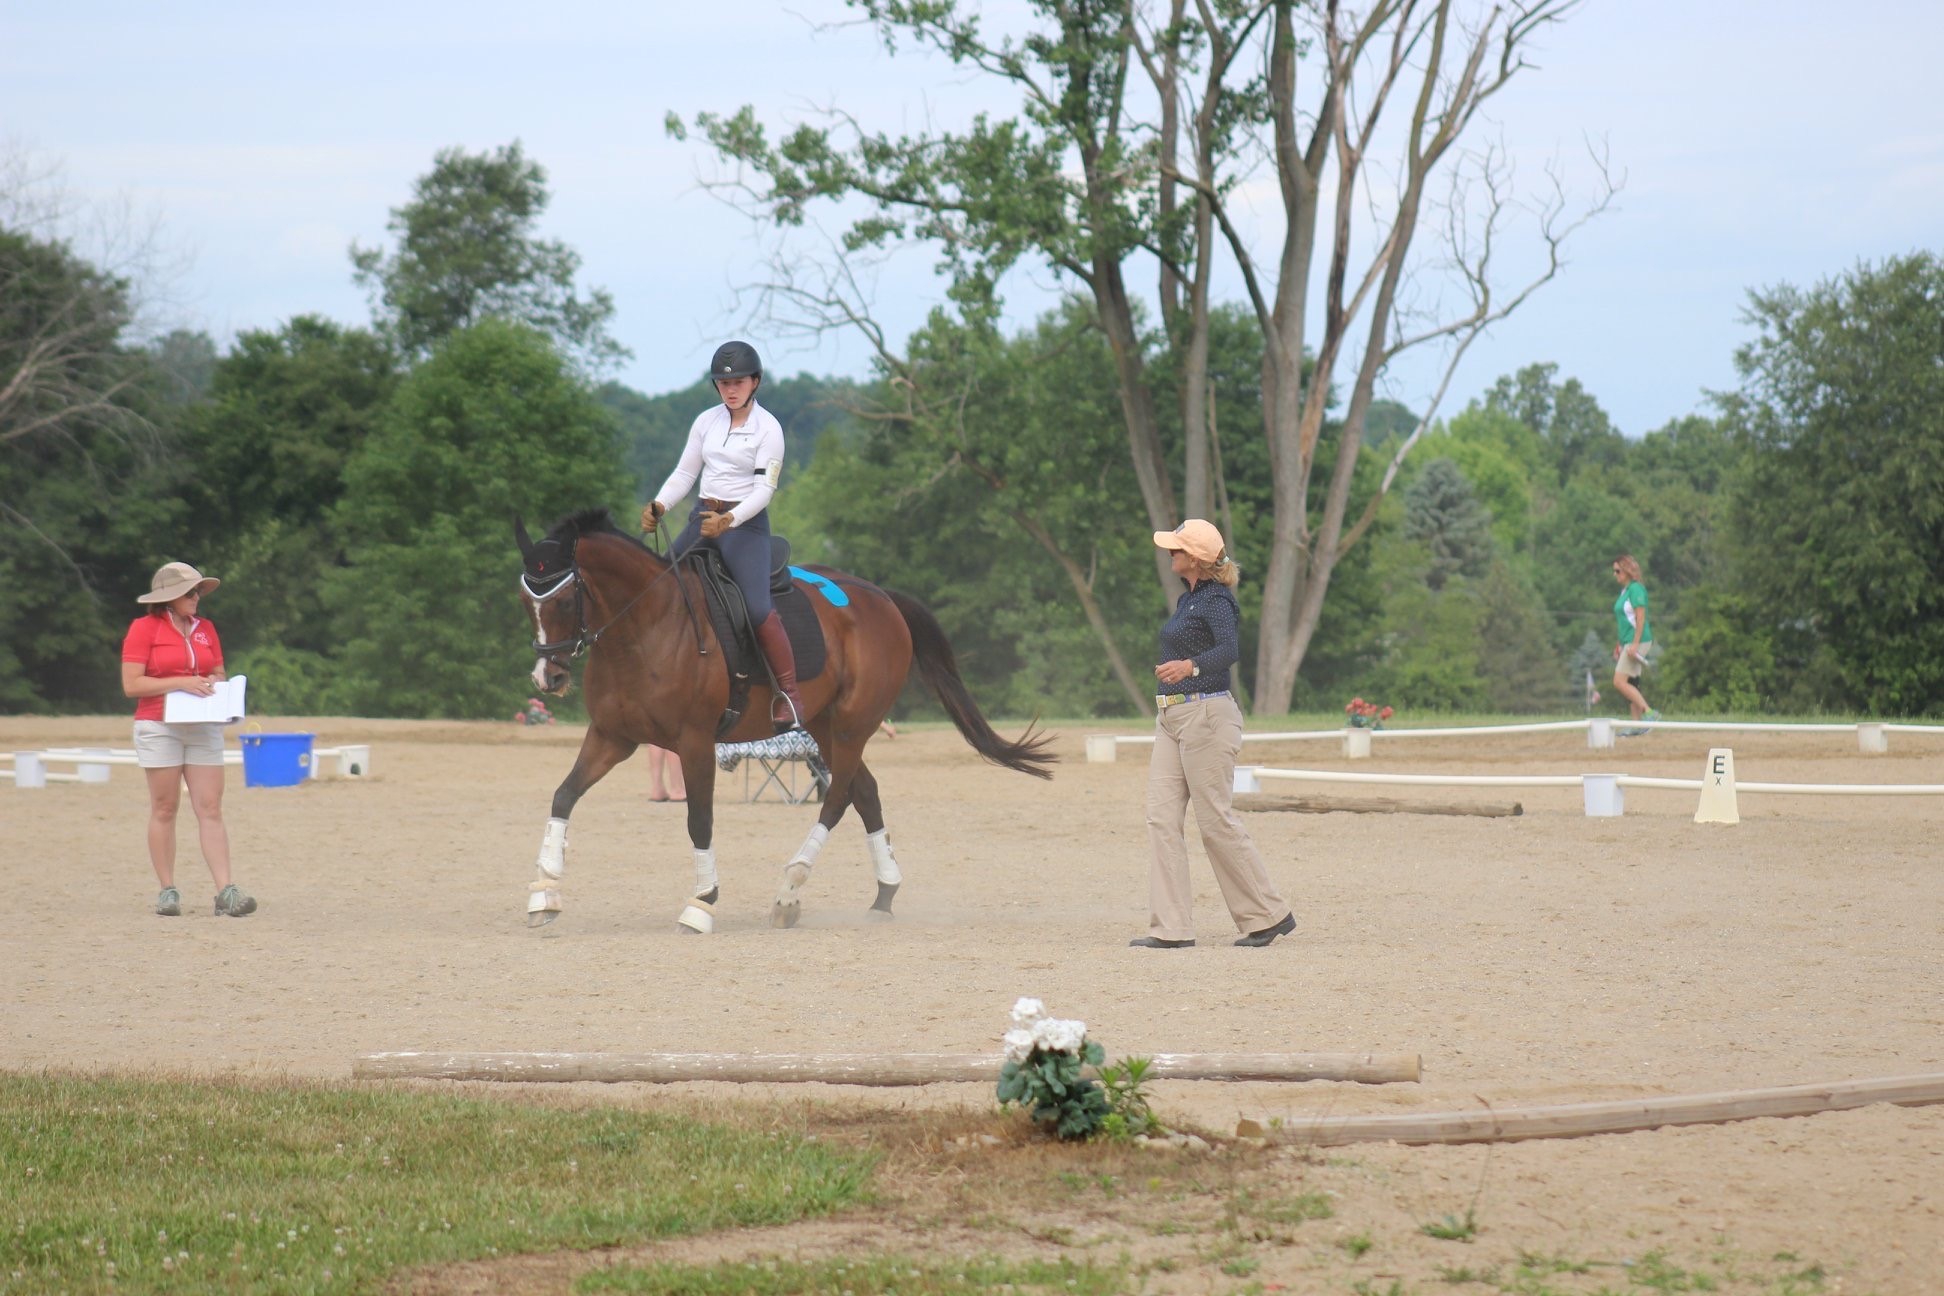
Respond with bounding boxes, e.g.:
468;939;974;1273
4;715;1940;1292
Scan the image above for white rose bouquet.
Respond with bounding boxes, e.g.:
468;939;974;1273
996;997;1109;1140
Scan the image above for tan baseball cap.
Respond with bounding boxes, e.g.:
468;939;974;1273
137;562;220;604
1153;518;1226;564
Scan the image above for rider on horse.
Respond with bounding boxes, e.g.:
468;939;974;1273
640;340;805;732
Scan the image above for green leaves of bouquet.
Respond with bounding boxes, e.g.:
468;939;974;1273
996;998;1111;1140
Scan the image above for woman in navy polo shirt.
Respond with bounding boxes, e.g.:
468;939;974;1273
1131;520;1294;950
120;562;256;918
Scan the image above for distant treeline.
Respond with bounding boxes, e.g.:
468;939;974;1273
4;144;1939;721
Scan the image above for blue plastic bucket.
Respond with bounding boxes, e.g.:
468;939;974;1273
239;732;313;788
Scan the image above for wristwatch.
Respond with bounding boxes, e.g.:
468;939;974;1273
1191;663;1200;678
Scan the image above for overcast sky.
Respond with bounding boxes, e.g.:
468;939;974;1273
5;1;1939;435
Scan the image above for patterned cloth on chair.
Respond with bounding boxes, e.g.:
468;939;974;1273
716;730;831;804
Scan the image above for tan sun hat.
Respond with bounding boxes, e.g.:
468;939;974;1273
1153;518;1226;564
137;561;220;604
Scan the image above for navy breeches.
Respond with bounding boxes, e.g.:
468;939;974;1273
671;508;774;622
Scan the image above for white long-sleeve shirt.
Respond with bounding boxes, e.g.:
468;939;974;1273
653;400;786;526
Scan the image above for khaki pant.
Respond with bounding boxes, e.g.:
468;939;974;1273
1145;694;1290;940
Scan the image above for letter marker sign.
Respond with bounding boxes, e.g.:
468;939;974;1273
1694;747;1740;824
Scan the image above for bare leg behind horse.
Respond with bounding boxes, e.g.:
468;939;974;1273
527;728;637;927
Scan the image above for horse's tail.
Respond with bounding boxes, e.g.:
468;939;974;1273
886;588;1057;780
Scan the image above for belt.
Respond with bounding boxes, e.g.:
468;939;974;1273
699;497;743;513
1156;690;1230;709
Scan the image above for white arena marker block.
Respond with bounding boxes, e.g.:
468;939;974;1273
1582;774;1624;817
1857;724;1887;754
76;749;113;784
12;752;46;789
1587;717;1614;749
337;744;372;777
1343;728;1373;759
1084;734;1118;763
1233;765;1261;794
1695;748;1740;824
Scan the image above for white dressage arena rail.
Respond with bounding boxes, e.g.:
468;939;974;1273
1232;763;1944;817
1085;717;1940;762
2;743;372;789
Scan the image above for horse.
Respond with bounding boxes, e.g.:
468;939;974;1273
515;508;1056;932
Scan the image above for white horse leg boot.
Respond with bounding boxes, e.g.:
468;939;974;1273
866;827;901;917
771;823;828;929
677;847;719;934
527;817;568;927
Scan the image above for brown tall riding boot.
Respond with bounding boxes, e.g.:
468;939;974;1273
754;610;806;732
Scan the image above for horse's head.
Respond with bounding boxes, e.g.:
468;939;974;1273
515;515;583;696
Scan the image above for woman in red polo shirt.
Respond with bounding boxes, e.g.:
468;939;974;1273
120;562;255;918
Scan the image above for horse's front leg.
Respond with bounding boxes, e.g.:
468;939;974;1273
527;728;636;928
673;740;720;934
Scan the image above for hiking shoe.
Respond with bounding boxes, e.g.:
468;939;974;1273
213;884;257;917
155;887;181;917
1234;912;1297;947
1128;936;1195;949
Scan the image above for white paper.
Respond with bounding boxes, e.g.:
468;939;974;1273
163;675;247;724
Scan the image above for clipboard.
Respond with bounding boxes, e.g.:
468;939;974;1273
162;674;248;724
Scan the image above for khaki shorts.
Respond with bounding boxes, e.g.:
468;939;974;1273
1617;642;1656;678
132;720;228;769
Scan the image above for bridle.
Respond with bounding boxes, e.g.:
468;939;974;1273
522;522;707;663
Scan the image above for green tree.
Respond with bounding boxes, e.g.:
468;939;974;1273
322;320;630;717
1720;251;1944;714
175;316;398;679
1402;458;1493;592
1484;361;1627;482
674;0;1611;713
0;227;180;711
794;299;1160;715
350;142;625;371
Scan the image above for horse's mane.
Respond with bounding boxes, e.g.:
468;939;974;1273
545;507;653;556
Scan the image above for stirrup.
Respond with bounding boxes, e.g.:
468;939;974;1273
771;694;804;734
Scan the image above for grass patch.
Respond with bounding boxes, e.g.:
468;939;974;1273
0;1071;873;1294
1421;1208;1480;1242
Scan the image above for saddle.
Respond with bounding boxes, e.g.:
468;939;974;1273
681;537;829;738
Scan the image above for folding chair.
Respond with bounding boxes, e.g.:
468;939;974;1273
715;731;831;805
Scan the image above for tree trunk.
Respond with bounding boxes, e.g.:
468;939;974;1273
1093;256;1179;597
1012;507;1156;717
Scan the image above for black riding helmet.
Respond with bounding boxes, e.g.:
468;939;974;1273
709;340;762;381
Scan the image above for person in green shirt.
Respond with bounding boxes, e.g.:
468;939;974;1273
1611;553;1661;737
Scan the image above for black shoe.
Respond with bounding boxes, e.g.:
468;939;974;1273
1128;936;1195;949
1234;913;1296;947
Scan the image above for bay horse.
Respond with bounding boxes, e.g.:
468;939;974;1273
515;508;1055;932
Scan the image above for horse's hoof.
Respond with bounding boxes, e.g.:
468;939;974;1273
868;881;899;918
770;898;801;929
527;910;559;929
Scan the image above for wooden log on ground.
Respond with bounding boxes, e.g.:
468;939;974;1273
1264;1072;1944;1147
352;1050;1421;1086
1235;793;1523;817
